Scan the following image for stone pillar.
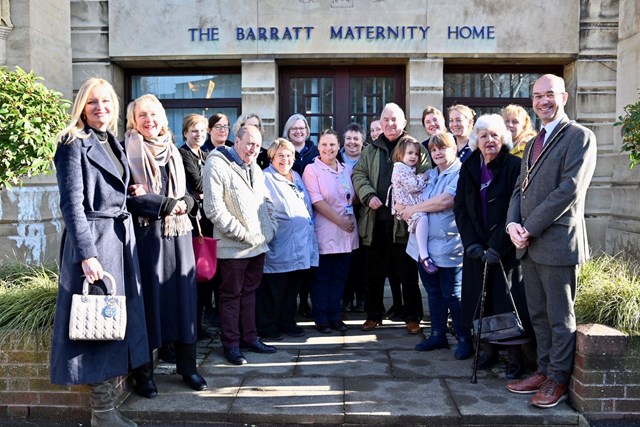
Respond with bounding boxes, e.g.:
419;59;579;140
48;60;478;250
607;0;640;258
407;58;444;141
0;25;10;65
572;0;620;255
0;0;13;64
0;0;72;264
241;59;279;147
6;0;72;98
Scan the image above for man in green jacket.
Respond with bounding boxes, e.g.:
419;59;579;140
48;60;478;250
352;103;430;334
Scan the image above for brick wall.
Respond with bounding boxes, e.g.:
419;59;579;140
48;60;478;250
570;323;640;423
0;332;90;422
0;332;130;422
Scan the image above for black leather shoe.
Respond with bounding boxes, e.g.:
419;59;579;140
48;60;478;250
385;306;404;321
182;373;207;391
315;323;333;334
329;321;349;332
197;328;215;341
135;379;158;398
476;351;500;370
259;331;284;341
223;347;248;365
506;361;524;379
282;326;305;337
298;303;312;318
243;339;277;354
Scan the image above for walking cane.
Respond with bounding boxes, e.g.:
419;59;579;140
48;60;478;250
471;260;489;384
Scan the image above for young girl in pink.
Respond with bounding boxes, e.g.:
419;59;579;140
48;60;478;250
389;136;437;273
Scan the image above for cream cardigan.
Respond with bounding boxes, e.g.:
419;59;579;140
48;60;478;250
202;148;277;259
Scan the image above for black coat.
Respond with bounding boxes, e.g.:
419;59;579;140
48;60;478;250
50;130;149;385
179;145;213;236
454;147;531;334
292;140;319;175
126;163;199;349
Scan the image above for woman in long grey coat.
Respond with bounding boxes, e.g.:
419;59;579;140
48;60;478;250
125;94;207;397
50;78;149;427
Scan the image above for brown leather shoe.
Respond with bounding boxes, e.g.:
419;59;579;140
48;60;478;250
506;372;547;394
531;379;567;408
406;321;421;335
361;319;379;331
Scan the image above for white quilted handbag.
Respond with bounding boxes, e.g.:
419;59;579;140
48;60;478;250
69;271;127;341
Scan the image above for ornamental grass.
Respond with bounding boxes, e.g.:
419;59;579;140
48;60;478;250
576;253;640;335
0;263;58;341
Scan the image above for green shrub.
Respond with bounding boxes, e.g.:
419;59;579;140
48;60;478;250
0;263;59;341
0;66;70;190
576;254;640;335
614;96;640;169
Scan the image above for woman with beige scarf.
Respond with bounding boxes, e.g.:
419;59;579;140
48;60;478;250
125;94;207;397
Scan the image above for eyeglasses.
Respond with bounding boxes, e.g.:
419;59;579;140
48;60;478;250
531;92;564;101
213;125;230;131
290;127;306;133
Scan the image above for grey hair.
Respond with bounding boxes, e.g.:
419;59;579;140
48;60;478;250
233;113;262;134
468;114;513;151
282;114;310;139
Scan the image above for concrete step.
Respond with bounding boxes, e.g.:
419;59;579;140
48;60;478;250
120;320;585;427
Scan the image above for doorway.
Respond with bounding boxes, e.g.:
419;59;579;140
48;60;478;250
279;66;405;143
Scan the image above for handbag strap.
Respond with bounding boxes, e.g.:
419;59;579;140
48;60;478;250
472;260;523;325
194;215;203;238
497;260;524;325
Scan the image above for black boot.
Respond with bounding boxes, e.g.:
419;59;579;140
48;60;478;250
89;380;136;427
132;362;157;398
175;342;207;391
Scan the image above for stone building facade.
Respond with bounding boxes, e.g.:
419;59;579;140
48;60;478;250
0;0;639;263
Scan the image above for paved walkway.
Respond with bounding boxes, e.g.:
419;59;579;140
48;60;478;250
120;305;586;426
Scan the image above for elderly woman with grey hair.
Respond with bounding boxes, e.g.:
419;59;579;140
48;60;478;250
454;113;532;380
257;138;319;339
282;113;319;176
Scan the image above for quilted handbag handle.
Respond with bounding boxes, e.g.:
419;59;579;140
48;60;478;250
81;271;117;297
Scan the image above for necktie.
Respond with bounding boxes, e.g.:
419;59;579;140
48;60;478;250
531;128;546;165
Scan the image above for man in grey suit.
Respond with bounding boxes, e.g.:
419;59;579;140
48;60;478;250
505;74;597;408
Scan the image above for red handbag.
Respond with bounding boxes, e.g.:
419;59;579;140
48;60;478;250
192;217;218;282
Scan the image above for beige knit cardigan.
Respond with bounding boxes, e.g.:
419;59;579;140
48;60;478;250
202;149;278;259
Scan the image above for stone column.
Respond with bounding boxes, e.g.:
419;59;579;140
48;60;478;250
0;0;71;264
571;0;620;255
0;25;10;64
0;0;13;65
607;0;640;258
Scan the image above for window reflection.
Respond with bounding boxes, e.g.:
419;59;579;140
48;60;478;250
132;74;241;100
444;73;541;99
131;73;241;146
444;72;546;128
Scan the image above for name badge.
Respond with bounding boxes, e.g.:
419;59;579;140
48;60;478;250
345;205;354;216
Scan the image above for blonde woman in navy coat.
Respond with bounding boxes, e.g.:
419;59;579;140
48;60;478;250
50;78;149;427
125;94;206;396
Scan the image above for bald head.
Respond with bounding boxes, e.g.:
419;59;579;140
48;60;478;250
532;74;568;125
